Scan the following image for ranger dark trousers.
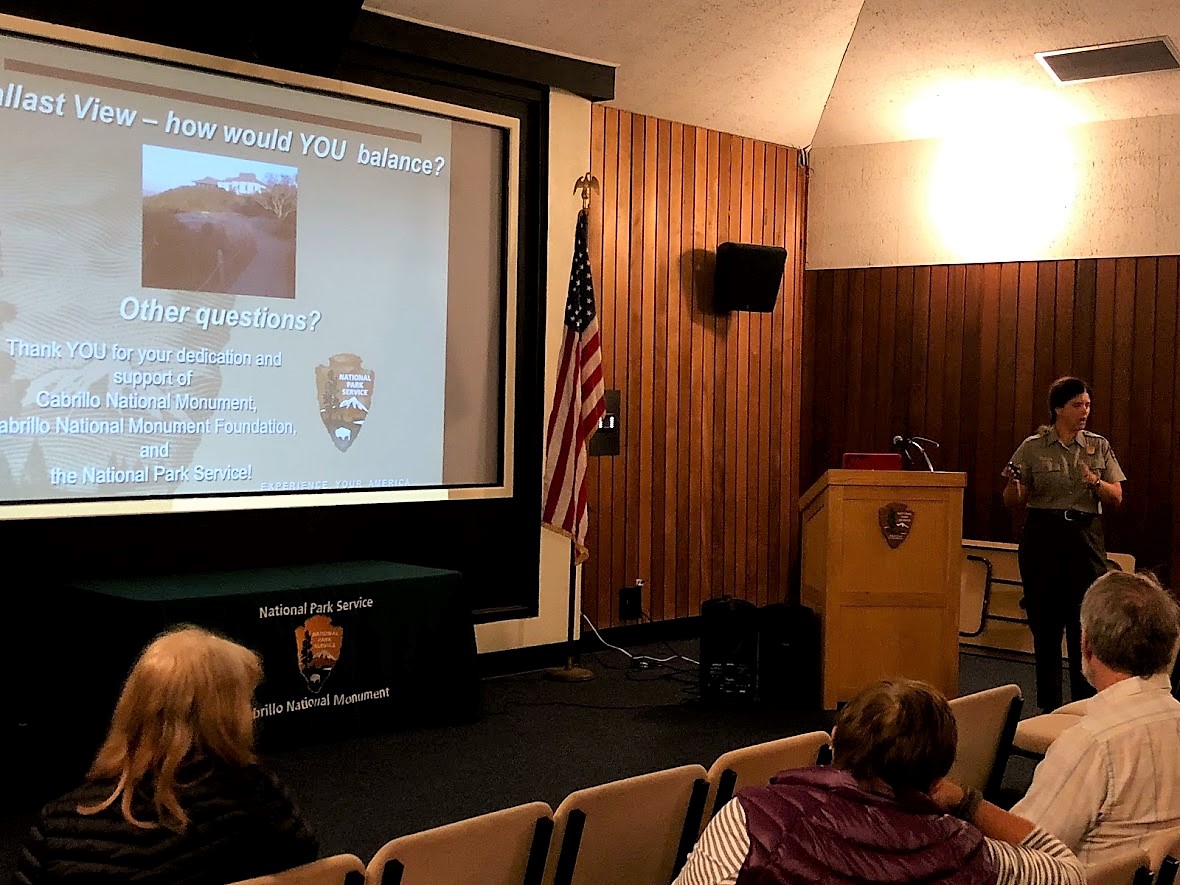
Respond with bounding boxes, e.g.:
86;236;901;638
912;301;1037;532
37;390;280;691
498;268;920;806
1018;509;1106;711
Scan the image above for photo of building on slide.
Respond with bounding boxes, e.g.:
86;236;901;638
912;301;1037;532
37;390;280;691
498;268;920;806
141;145;298;299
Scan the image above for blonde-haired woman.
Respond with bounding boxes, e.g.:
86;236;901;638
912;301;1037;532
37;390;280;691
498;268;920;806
15;626;318;884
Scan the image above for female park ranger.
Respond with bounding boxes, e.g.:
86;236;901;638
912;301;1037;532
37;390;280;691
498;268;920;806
1003;376;1125;712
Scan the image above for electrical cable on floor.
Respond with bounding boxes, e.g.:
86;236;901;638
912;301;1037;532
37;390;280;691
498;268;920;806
581;613;699;667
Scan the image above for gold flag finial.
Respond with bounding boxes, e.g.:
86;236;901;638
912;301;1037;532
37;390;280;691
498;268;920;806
573;172;600;212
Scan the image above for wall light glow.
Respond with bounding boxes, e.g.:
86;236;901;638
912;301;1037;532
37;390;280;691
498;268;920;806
909;81;1082;261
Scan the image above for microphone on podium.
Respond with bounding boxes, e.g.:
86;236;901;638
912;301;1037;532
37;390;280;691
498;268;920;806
892;435;939;471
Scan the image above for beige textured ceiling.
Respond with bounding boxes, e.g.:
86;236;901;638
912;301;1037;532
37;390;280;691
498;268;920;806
814;0;1180;147
363;0;863;148
365;0;1180;149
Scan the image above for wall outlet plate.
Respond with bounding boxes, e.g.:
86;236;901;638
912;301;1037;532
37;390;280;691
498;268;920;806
619;585;643;621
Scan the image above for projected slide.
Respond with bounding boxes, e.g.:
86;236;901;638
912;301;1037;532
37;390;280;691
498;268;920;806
0;28;506;508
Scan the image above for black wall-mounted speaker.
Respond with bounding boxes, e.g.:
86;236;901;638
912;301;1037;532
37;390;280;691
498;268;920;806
713;242;787;312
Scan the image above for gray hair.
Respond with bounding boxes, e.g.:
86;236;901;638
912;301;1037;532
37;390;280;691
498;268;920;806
1081;571;1180;677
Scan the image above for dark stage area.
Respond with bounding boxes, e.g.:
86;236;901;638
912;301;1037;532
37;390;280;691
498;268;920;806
0;643;1043;879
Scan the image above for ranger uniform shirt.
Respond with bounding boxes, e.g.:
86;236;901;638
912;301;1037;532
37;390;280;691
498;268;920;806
1007;428;1126;514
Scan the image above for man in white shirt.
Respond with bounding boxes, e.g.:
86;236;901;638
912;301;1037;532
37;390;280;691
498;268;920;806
1012;570;1180;867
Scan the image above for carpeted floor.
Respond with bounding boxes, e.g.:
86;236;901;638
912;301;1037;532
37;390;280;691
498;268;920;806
0;640;1050;879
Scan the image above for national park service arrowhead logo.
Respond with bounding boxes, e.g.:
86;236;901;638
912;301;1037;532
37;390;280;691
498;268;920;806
315;353;374;451
878;502;914;549
296;614;343;695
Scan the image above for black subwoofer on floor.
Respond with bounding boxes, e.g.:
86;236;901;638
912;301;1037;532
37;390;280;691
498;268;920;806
757;602;821;709
699;596;760;702
699;597;822;707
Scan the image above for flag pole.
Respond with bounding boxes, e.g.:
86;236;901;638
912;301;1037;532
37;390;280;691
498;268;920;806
542;178;603;684
546;539;593;681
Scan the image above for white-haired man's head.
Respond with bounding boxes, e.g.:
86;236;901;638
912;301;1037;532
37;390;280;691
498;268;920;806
1080;571;1180;689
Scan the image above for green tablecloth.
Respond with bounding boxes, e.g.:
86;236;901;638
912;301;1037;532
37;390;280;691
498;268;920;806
42;561;479;770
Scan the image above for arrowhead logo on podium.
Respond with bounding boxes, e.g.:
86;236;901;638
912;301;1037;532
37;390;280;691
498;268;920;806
878;502;914;549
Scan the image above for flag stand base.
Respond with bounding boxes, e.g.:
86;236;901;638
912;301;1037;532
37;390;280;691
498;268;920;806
546;656;594;682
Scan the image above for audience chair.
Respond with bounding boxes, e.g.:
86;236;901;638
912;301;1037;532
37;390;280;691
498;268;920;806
545;764;708;885
1082;848;1151;885
230;854;366;885
366;801;554;885
946;684;1022;800
1147;826;1180;877
959;554;992;637
702;731;831;823
1011;698;1089;758
1106;552;1135;572
1011;711;1084;758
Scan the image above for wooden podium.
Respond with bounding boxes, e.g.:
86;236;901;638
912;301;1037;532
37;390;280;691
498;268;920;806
799;469;967;708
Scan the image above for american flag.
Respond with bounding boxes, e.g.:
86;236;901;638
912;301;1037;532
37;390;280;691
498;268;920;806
542;210;606;562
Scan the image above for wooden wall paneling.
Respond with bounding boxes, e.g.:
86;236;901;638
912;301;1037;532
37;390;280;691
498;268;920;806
875;269;898;460
958;265;983;537
730;135;749;601
774;144;788;601
943;266;966;477
637;115;657;602
604;111;619;607
711;132;730;596
741;138;759;605
977;264;1003;533
584;104;607;625
802;252;1180;590
802;271;828;487
1014;263;1038;436
706;127;724;603
787;150;806;593
995;264;1019;472
675;124;694;619
1170;258;1180;585
1148;258;1175;576
1128;258;1158;565
650;118;670;619
625;114;646;602
768;146;785;599
832;271;852;472
1053;261;1075;379
689;126;709;618
611;109;633;617
926;265;948;460
585;107;807;625
752;142;770;606
720;133;738;598
847;269;866;449
761;144;777;605
860;270;882;450
1091;257;1117;567
890;267;915;450
910;267;932;439
1110;260;1136;465
661;120;682;621
1092;260;1116;426
982;262;1001;532
1072;260;1097;382
1033;262;1057;403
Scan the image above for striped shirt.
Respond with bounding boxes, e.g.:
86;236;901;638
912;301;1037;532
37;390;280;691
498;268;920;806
673;798;1084;885
1011;672;1180;867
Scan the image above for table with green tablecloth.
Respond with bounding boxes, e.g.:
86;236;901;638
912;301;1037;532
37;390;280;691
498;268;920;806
38;560;479;768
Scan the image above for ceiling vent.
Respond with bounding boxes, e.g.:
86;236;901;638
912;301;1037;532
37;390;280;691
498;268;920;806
1036;37;1180;84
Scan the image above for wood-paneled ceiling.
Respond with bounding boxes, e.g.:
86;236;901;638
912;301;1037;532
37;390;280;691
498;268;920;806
365;0;1180;149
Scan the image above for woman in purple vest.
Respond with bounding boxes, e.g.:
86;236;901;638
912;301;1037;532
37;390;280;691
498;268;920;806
675;679;1083;885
